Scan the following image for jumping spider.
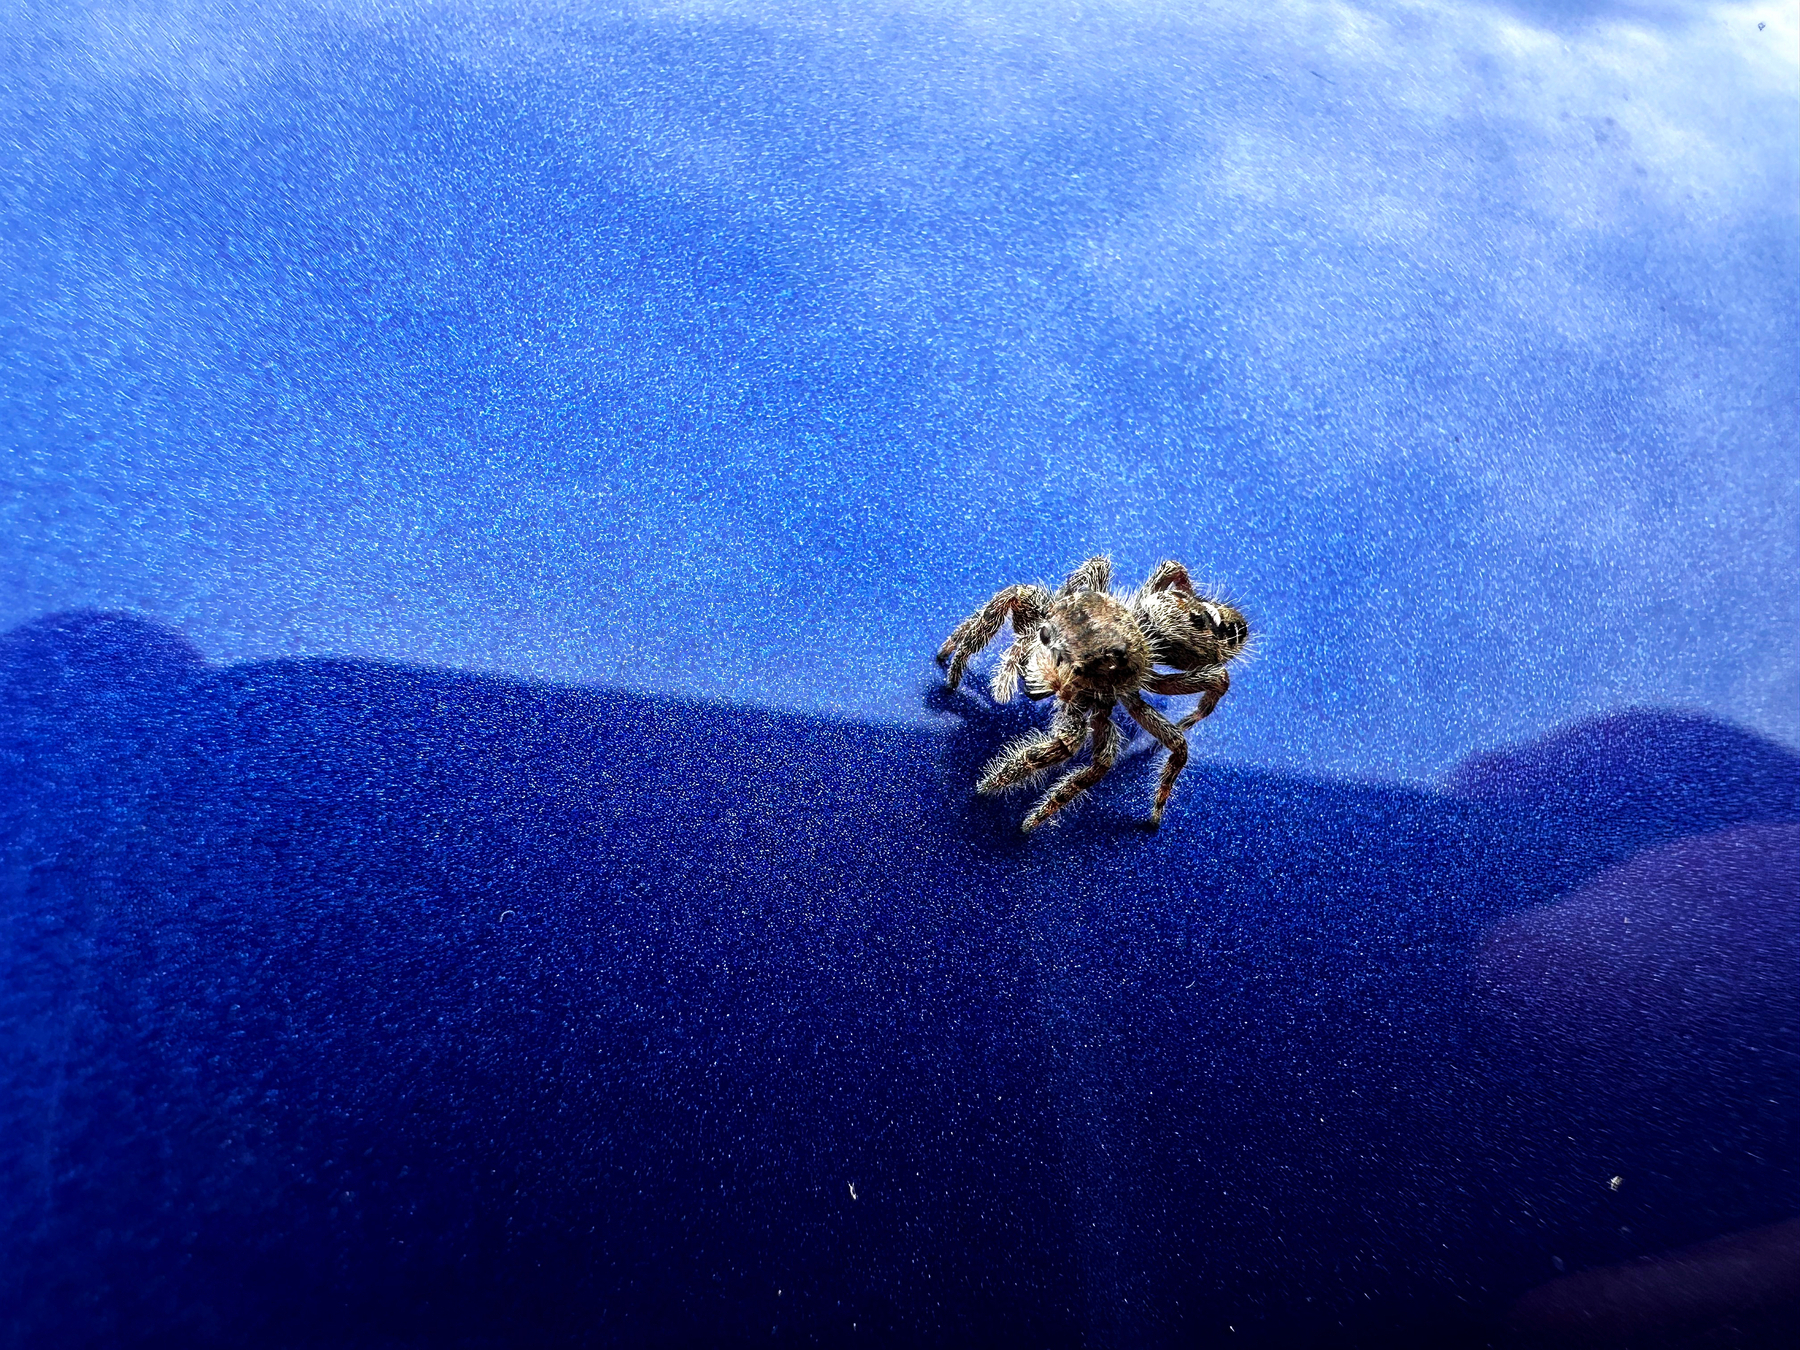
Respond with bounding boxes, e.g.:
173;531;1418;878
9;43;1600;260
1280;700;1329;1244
936;555;1249;834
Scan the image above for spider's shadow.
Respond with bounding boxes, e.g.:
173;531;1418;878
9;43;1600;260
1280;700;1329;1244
921;679;1163;849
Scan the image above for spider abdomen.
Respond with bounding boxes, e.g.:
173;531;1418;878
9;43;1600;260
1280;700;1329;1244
1040;591;1151;700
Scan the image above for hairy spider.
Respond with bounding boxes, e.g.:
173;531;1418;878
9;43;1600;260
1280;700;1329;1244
935;555;1249;833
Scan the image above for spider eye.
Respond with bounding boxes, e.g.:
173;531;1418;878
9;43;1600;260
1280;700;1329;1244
1038;624;1054;644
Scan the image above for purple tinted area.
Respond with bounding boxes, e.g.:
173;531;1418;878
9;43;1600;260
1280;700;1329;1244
3;613;1798;1347
1480;823;1800;1062
1507;1217;1800;1345
1474;826;1800;1344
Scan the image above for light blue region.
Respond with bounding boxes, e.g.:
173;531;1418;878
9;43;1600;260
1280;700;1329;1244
3;1;1796;779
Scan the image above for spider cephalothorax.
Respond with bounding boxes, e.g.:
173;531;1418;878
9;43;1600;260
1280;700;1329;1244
936;555;1249;833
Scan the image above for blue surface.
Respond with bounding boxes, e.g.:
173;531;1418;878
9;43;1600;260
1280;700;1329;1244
3;613;1799;1346
2;1;1796;779
3;2;1799;1346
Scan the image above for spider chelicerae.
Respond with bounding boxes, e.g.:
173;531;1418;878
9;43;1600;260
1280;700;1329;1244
936;555;1250;834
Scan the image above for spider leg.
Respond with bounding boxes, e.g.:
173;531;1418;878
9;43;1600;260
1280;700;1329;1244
1058;555;1112;597
976;706;1084;795
1122;693;1188;829
1177;667;1231;731
1144;666;1231;729
1021;710;1120;834
936;584;1052;693
989;633;1034;703
1142;560;1195;595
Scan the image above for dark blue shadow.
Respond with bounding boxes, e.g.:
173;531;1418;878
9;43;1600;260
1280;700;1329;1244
3;612;1798;1347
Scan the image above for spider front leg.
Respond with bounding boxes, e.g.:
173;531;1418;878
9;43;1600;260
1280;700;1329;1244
977;705;1084;796
936;583;1051;692
1143;560;1196;595
1123;693;1188;830
1145;666;1231;730
1178;668;1230;731
1021;710;1119;834
989;633;1034;703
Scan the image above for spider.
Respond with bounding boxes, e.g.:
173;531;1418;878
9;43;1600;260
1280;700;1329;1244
935;555;1249;833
